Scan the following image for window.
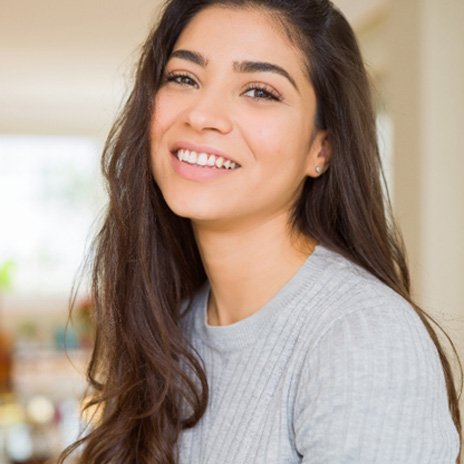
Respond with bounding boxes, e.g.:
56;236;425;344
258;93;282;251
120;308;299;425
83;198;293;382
0;135;105;296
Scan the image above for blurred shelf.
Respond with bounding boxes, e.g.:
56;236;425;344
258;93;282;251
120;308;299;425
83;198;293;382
13;349;90;401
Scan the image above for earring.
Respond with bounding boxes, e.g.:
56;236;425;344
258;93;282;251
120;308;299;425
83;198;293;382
315;165;322;175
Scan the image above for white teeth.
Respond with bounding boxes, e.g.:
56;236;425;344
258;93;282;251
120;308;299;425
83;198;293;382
187;151;197;164
175;149;239;170
197;152;208;166
177;149;186;161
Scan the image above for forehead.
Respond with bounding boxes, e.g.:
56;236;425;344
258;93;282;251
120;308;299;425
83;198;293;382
172;6;308;77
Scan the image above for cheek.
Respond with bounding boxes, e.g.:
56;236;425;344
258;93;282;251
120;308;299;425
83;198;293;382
150;92;181;140
243;113;302;164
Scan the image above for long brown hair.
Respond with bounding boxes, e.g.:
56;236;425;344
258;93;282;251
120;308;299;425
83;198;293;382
57;0;462;462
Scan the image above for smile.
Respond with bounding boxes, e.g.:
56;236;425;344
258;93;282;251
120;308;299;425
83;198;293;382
176;149;240;170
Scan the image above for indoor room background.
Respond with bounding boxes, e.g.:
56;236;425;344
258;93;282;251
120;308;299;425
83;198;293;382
0;0;463;461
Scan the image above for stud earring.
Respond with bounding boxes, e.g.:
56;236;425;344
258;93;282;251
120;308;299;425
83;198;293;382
315;165;322;175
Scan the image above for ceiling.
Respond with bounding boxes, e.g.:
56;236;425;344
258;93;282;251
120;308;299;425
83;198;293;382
0;0;388;136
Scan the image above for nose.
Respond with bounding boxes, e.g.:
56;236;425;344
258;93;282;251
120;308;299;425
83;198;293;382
183;86;233;134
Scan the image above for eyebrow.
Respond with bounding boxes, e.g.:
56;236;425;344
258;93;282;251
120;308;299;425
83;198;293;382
168;49;299;93
169;49;207;67
236;61;299;94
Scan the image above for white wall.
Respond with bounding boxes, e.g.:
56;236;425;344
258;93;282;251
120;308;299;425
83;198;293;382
385;0;464;407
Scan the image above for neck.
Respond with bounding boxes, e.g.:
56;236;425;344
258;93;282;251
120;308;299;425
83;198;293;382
192;214;317;326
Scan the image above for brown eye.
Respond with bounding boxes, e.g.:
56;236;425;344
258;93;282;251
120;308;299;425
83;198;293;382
164;72;198;87
243;84;281;102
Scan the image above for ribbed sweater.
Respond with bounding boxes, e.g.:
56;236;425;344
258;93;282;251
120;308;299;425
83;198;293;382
178;244;460;463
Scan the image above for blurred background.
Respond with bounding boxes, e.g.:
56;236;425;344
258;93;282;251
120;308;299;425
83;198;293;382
0;0;463;461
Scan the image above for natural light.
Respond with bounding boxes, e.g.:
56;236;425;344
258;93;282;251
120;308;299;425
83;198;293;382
0;135;105;296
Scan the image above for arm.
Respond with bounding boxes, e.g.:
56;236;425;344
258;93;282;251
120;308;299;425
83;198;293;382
293;300;460;463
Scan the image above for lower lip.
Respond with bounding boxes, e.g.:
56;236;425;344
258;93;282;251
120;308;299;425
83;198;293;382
170;153;239;181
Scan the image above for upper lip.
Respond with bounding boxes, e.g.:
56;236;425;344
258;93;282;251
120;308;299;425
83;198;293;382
170;141;241;165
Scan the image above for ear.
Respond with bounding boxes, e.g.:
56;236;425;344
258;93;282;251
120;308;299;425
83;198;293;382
305;130;332;178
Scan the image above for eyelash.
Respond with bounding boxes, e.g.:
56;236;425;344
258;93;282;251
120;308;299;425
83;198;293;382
163;72;282;102
245;84;282;101
164;73;196;85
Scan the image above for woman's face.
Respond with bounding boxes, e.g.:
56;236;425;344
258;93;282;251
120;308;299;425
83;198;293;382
150;5;327;230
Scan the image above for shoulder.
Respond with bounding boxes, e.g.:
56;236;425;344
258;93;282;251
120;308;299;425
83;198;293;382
299;244;425;348
294;244;449;413
292;248;459;462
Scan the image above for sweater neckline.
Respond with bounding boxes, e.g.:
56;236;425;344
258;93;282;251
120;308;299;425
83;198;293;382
192;243;332;353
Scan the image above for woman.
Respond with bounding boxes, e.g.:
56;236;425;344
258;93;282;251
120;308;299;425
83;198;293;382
59;0;462;462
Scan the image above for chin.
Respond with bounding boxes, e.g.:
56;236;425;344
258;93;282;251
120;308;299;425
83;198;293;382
163;194;225;222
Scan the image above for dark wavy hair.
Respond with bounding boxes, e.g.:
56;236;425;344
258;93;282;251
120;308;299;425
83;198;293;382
57;0;462;462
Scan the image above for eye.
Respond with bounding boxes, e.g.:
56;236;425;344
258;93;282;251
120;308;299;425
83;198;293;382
243;84;282;102
163;72;198;87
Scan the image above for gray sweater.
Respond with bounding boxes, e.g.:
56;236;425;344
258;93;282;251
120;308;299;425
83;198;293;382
178;244;460;463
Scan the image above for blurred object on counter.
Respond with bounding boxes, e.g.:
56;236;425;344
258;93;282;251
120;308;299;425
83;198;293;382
1;391;81;463
1;346;88;463
72;295;95;350
0;261;15;295
0;331;12;395
0;260;15;394
0;261;90;462
53;326;79;352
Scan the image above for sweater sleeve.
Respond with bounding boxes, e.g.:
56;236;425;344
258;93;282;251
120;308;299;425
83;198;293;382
293;298;460;463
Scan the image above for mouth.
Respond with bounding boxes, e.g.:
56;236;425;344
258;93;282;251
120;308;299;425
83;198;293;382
172;148;241;170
